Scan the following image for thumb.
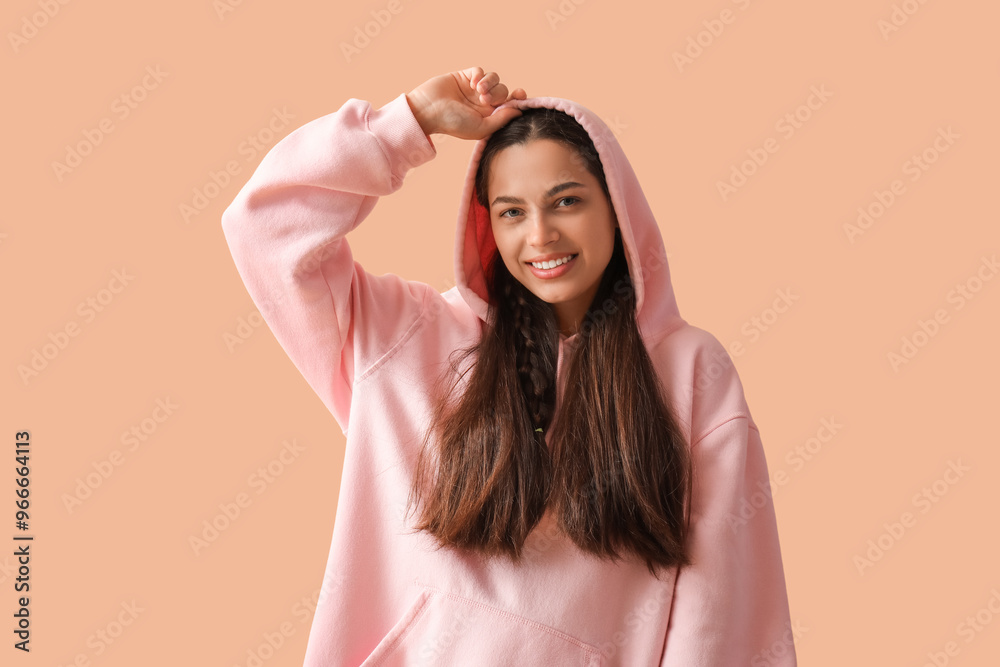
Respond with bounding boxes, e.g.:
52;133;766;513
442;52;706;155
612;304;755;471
481;106;523;135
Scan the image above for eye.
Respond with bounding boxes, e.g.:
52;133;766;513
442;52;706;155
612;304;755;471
499;197;578;220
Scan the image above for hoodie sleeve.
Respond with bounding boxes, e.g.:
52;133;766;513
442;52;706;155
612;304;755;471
660;414;796;666
221;93;437;434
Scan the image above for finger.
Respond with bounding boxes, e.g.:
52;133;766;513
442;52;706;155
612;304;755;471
482;107;523;134
475;71;498;91
463;65;485;87
485;83;510;105
506;87;527;102
463;67;488;99
475;71;499;99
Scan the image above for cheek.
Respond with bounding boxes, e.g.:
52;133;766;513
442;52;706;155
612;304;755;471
585;226;613;255
494;237;520;268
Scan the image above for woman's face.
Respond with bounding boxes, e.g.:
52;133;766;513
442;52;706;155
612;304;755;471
488;139;618;337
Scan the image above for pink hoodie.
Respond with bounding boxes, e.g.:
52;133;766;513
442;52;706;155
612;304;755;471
221;92;796;666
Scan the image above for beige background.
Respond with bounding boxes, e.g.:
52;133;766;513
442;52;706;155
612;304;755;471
4;0;999;664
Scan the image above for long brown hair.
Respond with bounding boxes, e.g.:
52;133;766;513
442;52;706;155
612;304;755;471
405;107;692;580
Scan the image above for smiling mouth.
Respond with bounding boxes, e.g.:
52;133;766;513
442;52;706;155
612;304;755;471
526;254;578;269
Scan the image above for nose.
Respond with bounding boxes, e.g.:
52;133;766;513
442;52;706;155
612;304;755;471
526;212;559;247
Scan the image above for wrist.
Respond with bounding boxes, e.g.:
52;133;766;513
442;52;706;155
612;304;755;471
404;92;436;137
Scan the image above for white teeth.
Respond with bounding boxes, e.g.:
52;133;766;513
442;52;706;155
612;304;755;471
530;254;575;270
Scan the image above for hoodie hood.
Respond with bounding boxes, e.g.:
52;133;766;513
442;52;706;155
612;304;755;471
454;96;684;346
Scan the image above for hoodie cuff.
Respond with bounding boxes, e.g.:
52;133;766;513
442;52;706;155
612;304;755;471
368;92;438;182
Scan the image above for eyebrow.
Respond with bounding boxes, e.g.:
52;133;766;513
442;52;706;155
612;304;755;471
490;181;586;208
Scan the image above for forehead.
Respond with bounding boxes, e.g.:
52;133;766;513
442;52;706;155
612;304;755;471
488;139;592;192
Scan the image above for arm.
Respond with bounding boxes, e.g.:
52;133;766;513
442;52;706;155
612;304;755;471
660;414;797;666
221;93;437;434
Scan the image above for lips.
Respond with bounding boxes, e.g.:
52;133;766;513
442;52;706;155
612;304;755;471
526;253;578;278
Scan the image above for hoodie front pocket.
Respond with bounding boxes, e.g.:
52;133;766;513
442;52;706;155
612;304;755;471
359;583;603;667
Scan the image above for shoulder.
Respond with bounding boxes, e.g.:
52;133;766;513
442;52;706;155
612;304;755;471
646;323;752;447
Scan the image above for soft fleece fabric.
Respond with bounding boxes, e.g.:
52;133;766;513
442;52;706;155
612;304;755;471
221;92;796;666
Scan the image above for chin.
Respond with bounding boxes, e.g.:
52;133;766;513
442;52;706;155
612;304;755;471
529;289;573;305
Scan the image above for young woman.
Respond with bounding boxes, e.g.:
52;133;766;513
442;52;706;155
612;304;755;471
222;67;796;666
